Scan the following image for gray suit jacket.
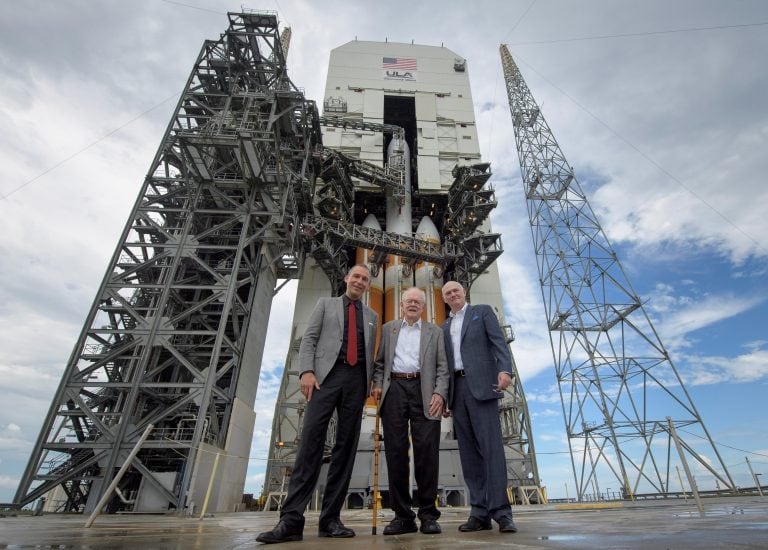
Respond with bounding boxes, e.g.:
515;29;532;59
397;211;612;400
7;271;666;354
372;319;450;420
299;296;378;387
443;304;512;406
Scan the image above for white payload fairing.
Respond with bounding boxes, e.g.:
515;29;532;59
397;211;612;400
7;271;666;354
414;215;445;326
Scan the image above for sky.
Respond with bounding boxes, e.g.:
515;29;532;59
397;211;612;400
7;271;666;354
1;0;767;504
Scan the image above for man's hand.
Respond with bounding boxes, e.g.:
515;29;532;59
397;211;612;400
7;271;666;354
300;372;321;401
370;386;382;403
428;393;445;417
496;371;512;391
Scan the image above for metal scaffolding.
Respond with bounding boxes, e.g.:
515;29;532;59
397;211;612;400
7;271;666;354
500;44;735;500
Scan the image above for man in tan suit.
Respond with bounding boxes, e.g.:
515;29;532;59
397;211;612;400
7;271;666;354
371;287;450;535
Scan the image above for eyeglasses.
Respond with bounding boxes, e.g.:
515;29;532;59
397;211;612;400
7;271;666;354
403;299;424;306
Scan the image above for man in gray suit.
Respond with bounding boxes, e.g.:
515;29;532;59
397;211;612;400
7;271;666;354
257;265;378;544
371;287;450;535
441;281;517;534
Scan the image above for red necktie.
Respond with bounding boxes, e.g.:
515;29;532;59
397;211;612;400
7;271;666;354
347;301;357;366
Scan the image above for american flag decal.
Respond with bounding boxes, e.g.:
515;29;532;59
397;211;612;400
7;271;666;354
382;57;417;71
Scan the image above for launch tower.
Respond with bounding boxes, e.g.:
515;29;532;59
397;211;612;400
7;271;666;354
12;12;323;513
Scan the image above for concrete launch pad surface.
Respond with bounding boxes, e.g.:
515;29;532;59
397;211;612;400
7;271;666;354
2;496;767;549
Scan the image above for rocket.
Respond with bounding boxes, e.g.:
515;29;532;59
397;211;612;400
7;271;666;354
357;133;444;326
384;135;412;323
356;213;384;348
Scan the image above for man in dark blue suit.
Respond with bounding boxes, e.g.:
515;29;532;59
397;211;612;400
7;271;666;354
441;281;517;534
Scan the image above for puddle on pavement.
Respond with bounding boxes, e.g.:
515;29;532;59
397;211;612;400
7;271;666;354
673;506;766;518
537;535;589;541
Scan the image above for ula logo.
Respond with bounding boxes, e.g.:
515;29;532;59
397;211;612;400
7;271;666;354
385;70;415;79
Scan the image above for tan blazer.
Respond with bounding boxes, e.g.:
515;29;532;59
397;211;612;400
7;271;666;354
299;296;378;387
372;319;450;420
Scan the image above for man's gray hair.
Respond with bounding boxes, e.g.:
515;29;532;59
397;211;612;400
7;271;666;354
401;286;426;304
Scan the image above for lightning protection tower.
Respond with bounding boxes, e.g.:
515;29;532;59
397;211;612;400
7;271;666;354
500;45;735;500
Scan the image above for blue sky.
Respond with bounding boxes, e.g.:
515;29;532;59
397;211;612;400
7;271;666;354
1;0;766;503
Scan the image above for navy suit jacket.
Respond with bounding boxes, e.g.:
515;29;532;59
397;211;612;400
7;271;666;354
443;304;512;406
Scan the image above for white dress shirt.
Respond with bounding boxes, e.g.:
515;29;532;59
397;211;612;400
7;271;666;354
449;303;468;371
392;318;422;374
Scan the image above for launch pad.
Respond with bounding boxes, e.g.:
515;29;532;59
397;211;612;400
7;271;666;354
3;496;767;549
11;7;734;517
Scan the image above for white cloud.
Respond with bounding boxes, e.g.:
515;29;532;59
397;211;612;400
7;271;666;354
537;432;567;443
645;286;765;351
246;471;266;495
532;408;561;419
683;344;768;386
525;384;563;405
0;475;20;489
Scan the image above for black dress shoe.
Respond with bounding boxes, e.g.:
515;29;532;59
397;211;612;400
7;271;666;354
497;516;518;533
458;516;492;532
419;519;442;534
318;519;355;538
383;517;418;535
256;520;303;544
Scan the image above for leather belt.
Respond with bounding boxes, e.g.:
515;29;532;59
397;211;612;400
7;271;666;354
454;370;466;377
391;372;420;379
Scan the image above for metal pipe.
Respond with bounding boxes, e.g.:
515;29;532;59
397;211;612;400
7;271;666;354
84;423;154;528
199;452;221;519
668;418;704;517
746;457;764;497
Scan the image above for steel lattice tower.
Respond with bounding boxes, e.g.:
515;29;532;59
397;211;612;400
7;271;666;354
500;45;735;499
14;12;322;513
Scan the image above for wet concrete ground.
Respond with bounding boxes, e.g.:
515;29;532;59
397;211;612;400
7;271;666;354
1;496;767;549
